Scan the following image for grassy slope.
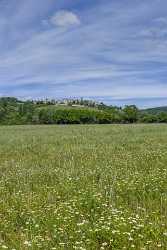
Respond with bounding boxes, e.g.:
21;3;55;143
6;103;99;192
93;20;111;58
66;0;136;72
0;124;167;249
36;104;99;111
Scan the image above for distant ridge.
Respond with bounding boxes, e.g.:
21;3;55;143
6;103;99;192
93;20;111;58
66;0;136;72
141;106;167;114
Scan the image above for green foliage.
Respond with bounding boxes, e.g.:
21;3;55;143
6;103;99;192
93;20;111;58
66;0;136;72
38;108;114;124
123;105;139;123
158;112;167;123
0;97;166;124
139;114;158;123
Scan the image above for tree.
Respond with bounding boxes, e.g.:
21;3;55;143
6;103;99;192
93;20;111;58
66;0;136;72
158;112;167;123
140;114;157;123
123;105;139;123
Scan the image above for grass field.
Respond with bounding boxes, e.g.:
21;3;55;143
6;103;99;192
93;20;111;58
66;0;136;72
0;124;167;250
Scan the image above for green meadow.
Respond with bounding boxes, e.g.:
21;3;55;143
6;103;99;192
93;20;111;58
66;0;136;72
0;124;167;249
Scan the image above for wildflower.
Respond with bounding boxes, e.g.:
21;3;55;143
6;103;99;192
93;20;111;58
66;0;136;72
2;246;8;249
102;242;108;246
24;240;32;247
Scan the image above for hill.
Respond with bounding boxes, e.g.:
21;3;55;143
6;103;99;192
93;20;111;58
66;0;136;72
0;96;167;124
141;106;167;114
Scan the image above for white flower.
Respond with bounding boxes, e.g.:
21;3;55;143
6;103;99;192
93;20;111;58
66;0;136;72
2;246;8;249
24;240;32;247
102;242;108;246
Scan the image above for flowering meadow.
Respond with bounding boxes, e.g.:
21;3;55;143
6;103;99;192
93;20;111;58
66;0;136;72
0;124;167;250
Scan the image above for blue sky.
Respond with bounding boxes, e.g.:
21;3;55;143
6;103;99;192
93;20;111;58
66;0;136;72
0;0;167;108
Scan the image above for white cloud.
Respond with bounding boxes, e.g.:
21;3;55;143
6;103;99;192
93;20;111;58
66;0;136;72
50;10;80;28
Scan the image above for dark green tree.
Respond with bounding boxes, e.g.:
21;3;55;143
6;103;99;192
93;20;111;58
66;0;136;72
123;105;139;123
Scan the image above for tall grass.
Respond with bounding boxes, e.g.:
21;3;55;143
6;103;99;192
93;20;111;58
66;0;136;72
0;124;167;249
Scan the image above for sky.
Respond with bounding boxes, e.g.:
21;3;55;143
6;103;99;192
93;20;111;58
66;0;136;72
0;0;167;108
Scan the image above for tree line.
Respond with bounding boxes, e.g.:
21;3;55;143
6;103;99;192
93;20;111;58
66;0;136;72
0;97;166;125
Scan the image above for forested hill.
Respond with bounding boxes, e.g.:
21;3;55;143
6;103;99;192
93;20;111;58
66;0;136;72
0;97;167;124
141;106;167;114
